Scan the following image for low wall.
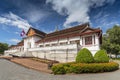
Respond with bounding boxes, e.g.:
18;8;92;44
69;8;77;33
27;49;77;63
27;44;78;63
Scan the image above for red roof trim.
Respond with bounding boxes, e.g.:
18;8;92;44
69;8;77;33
36;29;101;43
80;30;101;36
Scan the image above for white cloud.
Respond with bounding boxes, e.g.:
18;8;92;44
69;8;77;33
11;0;50;23
10;39;20;43
93;11;103;19
46;0;116;28
24;9;49;23
1;25;11;33
94;13;119;31
15;32;19;35
0;12;31;32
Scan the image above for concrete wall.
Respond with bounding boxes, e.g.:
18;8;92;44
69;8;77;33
27;44;78;63
4;46;24;56
24;36;41;51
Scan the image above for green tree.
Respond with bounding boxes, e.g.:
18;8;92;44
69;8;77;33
101;25;120;57
101;34;111;54
0;43;8;54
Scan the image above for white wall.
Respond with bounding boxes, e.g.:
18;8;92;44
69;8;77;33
59;38;67;43
81;33;100;55
69;36;80;41
24;36;41;51
36;33;100;56
28;44;78;63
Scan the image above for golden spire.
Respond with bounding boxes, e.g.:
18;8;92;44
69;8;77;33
55;25;59;32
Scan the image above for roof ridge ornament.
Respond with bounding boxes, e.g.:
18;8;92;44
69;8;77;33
55;25;59;32
79;24;89;33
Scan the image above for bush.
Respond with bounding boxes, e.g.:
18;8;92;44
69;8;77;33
76;48;94;63
70;62;119;73
52;62;119;74
52;64;66;74
94;50;109;63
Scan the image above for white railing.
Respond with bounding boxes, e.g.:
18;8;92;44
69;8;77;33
4;49;24;57
4;50;18;53
28;44;78;51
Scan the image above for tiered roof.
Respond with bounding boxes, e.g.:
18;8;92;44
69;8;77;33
36;23;102;43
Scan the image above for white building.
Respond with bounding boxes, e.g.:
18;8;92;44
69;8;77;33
4;23;102;62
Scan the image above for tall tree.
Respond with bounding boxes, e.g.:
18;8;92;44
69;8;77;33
101;25;120;57
0;43;8;54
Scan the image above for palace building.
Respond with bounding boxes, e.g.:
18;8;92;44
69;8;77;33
4;23;102;62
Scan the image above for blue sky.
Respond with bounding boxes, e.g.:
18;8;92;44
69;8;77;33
0;0;120;45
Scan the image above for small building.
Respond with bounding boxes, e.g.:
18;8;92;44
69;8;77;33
4;23;102;62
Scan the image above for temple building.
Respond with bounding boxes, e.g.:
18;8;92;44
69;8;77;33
4;23;102;62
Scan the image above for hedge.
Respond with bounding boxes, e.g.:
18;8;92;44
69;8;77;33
76;48;94;63
94;50;109;63
52;64;65;74
52;62;119;74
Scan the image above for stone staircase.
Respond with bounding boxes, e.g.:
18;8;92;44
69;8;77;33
4;51;34;58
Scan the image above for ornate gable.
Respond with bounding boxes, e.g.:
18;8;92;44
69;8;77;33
26;28;36;37
80;27;101;34
81;28;95;33
26;27;46;37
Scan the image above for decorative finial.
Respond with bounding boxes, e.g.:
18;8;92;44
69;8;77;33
55;25;59;32
87;22;90;27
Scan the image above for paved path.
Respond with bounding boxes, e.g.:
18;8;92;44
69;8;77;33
10;58;52;73
0;59;120;80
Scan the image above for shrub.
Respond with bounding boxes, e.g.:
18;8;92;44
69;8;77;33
52;62;119;74
76;48;94;63
70;62;119;73
52;64;66;74
94;50;109;63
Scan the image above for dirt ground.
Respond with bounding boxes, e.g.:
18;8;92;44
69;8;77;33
1;57;52;73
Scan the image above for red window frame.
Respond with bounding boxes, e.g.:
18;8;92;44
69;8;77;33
85;36;92;45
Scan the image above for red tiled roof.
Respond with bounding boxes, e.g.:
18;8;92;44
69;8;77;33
46;23;88;37
9;45;16;49
36;23;102;43
17;40;24;46
9;40;24;49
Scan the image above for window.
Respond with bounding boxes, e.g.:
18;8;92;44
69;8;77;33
45;44;50;47
60;42;68;45
39;45;44;47
85;36;92;45
51;43;57;46
70;40;80;44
